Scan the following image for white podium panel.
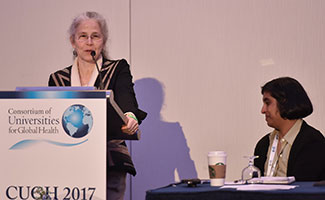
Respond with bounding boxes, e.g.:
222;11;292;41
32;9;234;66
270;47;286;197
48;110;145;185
0;91;107;200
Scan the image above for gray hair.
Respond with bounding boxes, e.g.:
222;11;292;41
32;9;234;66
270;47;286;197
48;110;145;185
69;11;109;58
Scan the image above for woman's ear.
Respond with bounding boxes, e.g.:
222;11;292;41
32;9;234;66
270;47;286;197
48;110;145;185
70;36;76;48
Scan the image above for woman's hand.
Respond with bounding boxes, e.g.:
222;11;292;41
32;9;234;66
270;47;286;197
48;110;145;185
121;113;139;135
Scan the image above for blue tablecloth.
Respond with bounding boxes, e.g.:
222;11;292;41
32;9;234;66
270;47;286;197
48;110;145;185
146;182;325;200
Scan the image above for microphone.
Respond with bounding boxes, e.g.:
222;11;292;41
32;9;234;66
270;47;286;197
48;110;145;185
91;51;104;90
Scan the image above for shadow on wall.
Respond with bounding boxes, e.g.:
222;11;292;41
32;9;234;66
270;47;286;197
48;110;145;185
131;77;197;199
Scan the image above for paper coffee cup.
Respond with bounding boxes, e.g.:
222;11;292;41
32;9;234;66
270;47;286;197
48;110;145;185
208;151;227;186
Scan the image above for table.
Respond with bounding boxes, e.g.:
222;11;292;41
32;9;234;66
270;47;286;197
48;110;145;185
146;181;325;200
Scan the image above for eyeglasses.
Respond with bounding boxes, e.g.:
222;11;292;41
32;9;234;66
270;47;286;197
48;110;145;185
76;34;103;43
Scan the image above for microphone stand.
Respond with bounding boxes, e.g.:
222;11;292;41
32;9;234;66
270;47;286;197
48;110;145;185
91;51;104;90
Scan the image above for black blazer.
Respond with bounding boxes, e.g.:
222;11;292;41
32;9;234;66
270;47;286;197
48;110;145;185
48;58;147;175
254;121;325;181
48;58;146;123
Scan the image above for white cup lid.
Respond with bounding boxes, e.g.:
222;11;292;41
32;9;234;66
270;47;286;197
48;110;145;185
208;151;227;157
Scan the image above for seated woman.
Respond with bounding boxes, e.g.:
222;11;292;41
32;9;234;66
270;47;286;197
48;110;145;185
254;77;325;181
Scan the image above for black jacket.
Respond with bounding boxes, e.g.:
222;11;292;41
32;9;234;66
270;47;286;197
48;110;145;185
254;121;325;181
48;58;147;175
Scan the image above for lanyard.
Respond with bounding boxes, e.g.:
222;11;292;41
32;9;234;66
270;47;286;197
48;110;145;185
266;134;279;176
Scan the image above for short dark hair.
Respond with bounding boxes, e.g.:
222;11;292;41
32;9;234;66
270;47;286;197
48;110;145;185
261;77;313;119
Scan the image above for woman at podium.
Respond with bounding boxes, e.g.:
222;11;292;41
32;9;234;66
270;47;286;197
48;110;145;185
48;11;147;200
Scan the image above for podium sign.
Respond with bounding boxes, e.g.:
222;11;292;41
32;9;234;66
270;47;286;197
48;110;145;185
0;91;107;200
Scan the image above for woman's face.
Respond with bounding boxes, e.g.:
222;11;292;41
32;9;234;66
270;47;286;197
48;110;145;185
71;19;104;63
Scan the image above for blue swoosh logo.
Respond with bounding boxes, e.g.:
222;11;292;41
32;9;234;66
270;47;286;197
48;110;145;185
9;139;88;150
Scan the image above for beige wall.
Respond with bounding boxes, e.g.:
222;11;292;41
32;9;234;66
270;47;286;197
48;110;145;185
0;0;130;89
1;0;325;200
131;0;325;199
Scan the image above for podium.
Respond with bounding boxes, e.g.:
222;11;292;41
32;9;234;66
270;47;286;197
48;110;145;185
0;89;126;199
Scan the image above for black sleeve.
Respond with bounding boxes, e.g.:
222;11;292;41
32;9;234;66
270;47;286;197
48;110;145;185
110;59;147;123
254;134;270;176
106;59;147;139
288;128;325;181
48;74;55;86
